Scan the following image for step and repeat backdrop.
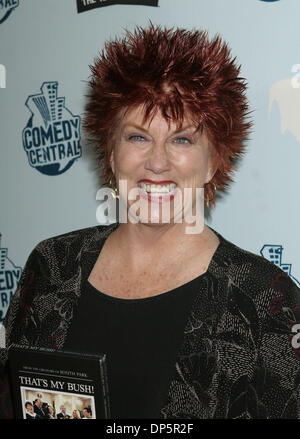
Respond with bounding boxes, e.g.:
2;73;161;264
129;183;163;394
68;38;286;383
0;0;300;322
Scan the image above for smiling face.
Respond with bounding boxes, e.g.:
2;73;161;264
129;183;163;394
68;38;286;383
110;105;216;227
26;403;34;414
83;408;91;418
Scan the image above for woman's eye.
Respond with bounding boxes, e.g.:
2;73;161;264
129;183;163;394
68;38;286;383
128;135;145;142
174;137;191;144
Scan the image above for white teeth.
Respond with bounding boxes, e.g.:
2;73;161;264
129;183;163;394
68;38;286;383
139;182;177;194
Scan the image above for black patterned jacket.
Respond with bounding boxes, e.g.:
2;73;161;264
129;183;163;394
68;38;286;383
1;222;300;419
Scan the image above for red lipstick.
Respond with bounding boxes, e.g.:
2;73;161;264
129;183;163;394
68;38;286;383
137;179;176;184
137;179;178;204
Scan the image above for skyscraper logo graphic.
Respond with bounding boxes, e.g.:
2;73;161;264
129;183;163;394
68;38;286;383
0;0;19;24
260;244;300;287
0;234;22;323
22;82;82;176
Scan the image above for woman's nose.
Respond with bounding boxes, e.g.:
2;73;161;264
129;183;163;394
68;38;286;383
144;141;171;174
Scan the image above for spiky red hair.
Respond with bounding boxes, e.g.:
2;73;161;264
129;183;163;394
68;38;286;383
84;23;252;206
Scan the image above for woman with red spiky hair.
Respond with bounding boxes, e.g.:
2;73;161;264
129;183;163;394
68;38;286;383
2;23;300;420
85;23;251;208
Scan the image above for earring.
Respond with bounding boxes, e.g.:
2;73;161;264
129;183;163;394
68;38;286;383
96;180;118;225
205;183;217;208
109;178;119;200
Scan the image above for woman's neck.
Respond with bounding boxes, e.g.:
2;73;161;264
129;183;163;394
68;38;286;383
109;222;218;270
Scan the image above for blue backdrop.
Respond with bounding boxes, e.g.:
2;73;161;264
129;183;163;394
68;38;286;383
0;0;299;322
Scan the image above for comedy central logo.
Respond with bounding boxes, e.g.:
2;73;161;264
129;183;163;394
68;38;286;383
0;234;22;323
260;244;300;286
0;0;19;24
22;82;82;176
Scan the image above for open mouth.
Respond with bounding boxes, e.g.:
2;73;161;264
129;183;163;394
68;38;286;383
137;181;178;203
138;182;177;195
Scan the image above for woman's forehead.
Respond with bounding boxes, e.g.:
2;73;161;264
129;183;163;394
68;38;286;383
120;104;201;132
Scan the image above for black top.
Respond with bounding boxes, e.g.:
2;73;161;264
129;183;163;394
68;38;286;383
3;222;300;419
64;271;202;419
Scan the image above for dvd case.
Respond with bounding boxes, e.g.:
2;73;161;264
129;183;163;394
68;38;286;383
8;344;110;419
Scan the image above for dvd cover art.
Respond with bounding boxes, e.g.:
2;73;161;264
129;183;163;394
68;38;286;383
8;345;110;419
21;387;95;419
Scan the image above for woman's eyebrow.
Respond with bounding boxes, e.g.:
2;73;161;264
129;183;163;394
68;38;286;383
121;124;149;134
173;125;197;135
122;124;197;134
